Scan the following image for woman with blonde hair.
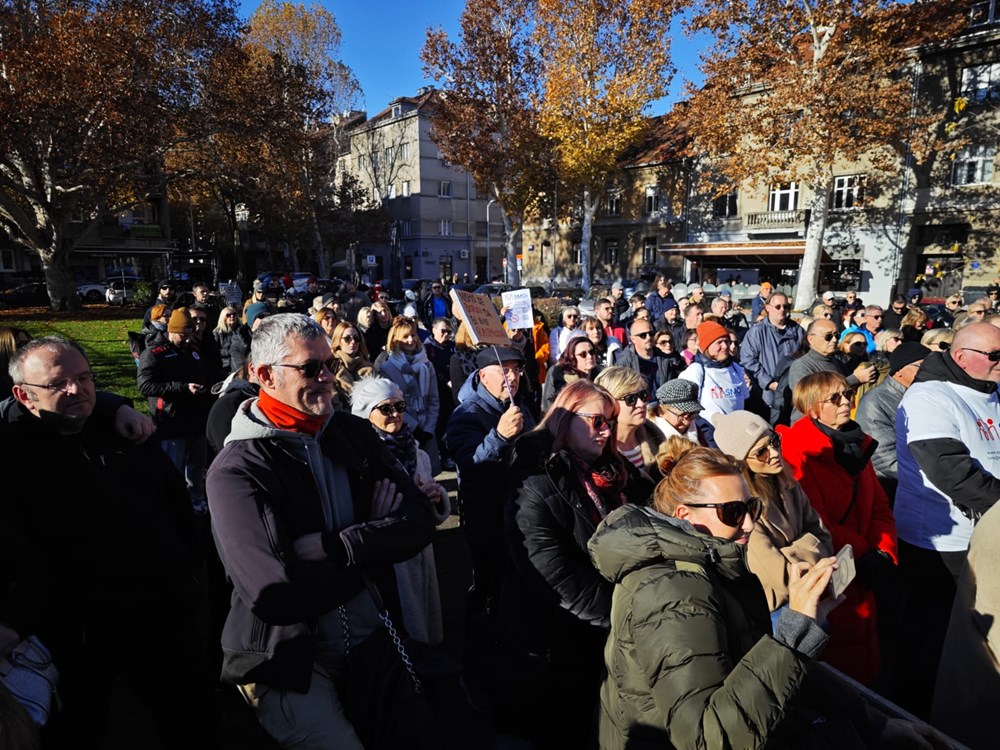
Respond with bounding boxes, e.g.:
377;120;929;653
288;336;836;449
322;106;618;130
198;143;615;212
501;379;652;748
310;306;338;340
329;320;373;412
920;326;954;352
211;306;242;374
375;315;440;472
594;366;665;478
778;371;897;686
899;307;930;341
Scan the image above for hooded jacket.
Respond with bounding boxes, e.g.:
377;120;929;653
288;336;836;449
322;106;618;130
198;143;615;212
588;504;829;750
895;350;1000;550
205;401;436;692
778;416;897;685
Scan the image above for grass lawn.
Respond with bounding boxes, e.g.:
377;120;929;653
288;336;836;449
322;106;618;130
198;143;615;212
2;305;147;410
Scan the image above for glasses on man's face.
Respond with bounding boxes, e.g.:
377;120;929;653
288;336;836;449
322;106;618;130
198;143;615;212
432;286;442;292
685;497;764;527
160;286;173;292
870;314;882;320
633;330;653;340
666;407;699;421
824;390;855;407
500;365;524;377
960;347;1000;361
621;390;648;408
20;371;97;393
274;357;336;378
374;401;407;417
810;331;836;342
751;433;781;462
577;412;615;433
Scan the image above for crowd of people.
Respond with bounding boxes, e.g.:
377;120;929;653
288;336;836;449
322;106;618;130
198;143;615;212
3;271;1000;749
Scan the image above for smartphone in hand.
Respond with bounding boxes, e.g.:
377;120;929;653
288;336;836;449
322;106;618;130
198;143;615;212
828;544;856;599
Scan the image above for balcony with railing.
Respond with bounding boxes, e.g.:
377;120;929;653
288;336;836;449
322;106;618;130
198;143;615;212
745;209;810;235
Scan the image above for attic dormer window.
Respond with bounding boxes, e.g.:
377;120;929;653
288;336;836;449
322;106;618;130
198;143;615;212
392;104;402;118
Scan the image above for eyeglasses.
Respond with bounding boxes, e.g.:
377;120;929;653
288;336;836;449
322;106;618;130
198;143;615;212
684;497;764;527
575;349;597;358
19;371;97;392
750;433;782;462
824;390;855;406
621;390;648;408
431;286;442;291
960;347;1000;361
632;330;653;339
374;401;407;417
577;412;616;433
565;314;579;320
341;334;359;343
666;407;699;420
500;365;524;376
770;303;788;310
436;328;453;335
869;314;882;319
191;318;207;325
811;331;836;342
274;357;337;378
160;285;173;291
225;313;236;318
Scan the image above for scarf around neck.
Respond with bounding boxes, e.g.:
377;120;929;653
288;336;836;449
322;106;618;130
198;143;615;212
570;451;629;524
257;387;326;435
373;422;418;476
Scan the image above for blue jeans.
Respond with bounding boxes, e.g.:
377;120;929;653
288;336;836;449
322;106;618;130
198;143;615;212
160;435;207;512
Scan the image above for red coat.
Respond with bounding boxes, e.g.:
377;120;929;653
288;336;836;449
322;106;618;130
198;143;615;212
777;416;898;686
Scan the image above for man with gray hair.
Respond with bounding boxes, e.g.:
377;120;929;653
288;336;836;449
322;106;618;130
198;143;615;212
206;313;436;748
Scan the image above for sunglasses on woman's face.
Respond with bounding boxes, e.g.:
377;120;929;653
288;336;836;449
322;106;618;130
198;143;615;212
824;390;854;407
577;412;615;433
576;349;597;358
341;334;359;343
374;401;407;417
685;496;764;527
621;390;648;408
750;433;781;462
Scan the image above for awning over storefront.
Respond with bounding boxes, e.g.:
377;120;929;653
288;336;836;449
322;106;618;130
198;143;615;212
658;241;830;266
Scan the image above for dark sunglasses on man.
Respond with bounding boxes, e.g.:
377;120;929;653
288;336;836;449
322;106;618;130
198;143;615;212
274;357;336;378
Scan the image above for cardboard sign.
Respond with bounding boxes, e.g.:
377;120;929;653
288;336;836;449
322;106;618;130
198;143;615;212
501;288;533;330
450;288;511;346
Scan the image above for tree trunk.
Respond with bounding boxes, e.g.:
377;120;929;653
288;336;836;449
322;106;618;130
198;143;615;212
41;232;79;312
580;188;599;292
794;180;832;312
504;214;521;286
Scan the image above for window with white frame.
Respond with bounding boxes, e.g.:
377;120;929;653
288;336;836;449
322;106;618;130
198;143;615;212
439;180;452;198
642;237;657;265
952;145;995;186
831;175;866;209
400;142;410;160
387;184;397;200
439;220;453;236
606;191;622;216
384;147;394;164
962;63;1000;102
768;182;800;212
605;238;619;264
571;242;582;265
401;180;411;197
391;104;402;118
644;186;660;214
970;0;1000;27
712;190;738;218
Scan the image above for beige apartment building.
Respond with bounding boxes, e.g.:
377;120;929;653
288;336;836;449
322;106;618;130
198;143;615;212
339;87;505;284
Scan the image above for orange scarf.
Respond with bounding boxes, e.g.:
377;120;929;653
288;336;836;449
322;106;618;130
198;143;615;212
257;388;326;436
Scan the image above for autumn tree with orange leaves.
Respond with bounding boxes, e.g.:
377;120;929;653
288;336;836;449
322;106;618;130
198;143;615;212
0;0;242;310
534;0;677;291
422;0;553;287
683;0;965;310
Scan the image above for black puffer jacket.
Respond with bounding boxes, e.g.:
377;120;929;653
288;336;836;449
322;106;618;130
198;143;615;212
501;430;653;655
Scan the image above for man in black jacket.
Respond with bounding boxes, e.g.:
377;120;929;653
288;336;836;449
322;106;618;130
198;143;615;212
206;314;435;749
0;336;218;749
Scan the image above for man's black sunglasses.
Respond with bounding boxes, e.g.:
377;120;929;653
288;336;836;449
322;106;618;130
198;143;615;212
684;497;764;527
633;330;653;339
960;347;1000;362
274;357;336;378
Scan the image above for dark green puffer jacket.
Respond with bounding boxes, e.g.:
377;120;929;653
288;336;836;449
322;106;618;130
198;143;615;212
588;503;829;750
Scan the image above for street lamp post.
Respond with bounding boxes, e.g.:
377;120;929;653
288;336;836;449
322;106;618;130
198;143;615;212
486;197;497;283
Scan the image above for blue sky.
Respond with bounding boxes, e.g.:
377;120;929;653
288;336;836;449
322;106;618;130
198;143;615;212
238;1;708;117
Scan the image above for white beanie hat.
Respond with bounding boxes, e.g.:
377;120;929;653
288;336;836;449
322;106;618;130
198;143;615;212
350;375;403;419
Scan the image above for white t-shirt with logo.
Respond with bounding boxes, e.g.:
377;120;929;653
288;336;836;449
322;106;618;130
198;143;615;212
679;361;748;418
895;379;1000;552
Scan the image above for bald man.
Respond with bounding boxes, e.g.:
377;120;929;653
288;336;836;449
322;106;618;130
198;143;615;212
893;322;1000;718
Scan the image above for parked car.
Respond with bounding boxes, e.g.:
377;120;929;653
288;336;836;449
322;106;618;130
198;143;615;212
77;275;142;303
0;282;50;309
551;286;585;306
105;278;140;305
474;283;515;297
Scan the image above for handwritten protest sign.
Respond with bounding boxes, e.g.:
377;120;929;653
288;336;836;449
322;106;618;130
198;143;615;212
449;289;511;346
501;288;533;330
